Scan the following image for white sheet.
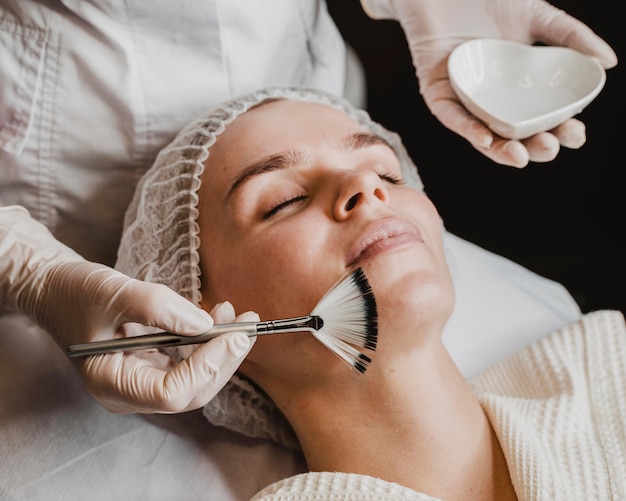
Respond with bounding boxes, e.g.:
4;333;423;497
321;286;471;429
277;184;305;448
0;231;581;500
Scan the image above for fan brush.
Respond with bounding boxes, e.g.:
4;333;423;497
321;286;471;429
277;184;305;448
67;268;378;373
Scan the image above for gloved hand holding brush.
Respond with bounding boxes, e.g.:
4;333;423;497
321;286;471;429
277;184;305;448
361;0;618;168
0;206;254;413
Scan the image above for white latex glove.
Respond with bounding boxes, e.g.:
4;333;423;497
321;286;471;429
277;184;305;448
361;0;618;167
0;206;254;413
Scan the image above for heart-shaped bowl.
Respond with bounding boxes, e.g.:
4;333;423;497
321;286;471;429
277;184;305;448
448;38;606;140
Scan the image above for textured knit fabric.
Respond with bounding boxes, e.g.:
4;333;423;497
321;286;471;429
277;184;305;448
253;472;439;500
251;310;626;500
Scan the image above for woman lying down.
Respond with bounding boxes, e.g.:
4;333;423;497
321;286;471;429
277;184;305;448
116;87;626;500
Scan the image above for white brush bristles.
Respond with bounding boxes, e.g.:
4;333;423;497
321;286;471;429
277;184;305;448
310;268;378;373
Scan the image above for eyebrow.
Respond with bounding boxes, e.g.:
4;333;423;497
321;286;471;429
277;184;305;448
223;131;394;205
343;131;393;151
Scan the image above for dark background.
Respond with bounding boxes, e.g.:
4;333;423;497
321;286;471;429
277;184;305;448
329;1;625;315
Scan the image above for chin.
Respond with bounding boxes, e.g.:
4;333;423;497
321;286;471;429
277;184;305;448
366;261;455;335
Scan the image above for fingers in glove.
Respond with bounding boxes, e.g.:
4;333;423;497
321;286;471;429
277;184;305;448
474;138;530;168
519;118;585;163
83;302;259;414
431;94;532;167
549;118;586;149
425;84;577;167
168;332;254;412
522;132;560;163
422;77;495;150
477;126;578;167
158;310;259;413
531;2;617;69
429;96;530;167
209;301;237;323
170;301;260;362
85;327;253;413
115;279;214;336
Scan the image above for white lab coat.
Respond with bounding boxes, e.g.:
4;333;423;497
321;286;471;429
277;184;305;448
0;0;346;266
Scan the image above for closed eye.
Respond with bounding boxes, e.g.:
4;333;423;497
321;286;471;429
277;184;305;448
378;172;403;185
263;194;308;220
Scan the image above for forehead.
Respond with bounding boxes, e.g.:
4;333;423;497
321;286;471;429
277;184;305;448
201;99;365;194
215;99;361;153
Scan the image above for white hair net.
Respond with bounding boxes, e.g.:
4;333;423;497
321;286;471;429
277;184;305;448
116;86;423;449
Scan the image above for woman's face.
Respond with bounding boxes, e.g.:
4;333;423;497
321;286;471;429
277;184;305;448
197;99;454;378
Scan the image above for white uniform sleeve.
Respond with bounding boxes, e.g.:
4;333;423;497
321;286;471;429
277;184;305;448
0;205;84;316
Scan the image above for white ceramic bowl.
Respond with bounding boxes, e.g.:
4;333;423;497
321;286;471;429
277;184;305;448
448;39;606;139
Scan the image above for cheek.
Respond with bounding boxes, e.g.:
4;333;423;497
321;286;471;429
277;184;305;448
372;192;453;327
201;221;327;319
414;192;443;227
402;191;445;249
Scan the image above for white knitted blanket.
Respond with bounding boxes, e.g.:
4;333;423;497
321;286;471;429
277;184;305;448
251;310;626;501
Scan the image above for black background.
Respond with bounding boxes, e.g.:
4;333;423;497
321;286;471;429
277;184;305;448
329;1;625;315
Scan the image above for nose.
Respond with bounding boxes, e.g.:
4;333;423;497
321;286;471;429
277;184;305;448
333;170;389;220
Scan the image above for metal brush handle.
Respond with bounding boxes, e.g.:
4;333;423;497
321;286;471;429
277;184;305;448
67;315;323;357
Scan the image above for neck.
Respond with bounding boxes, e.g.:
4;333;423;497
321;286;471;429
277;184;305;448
281;340;517;501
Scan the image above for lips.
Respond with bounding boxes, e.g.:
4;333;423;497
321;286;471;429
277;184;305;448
346;217;424;268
